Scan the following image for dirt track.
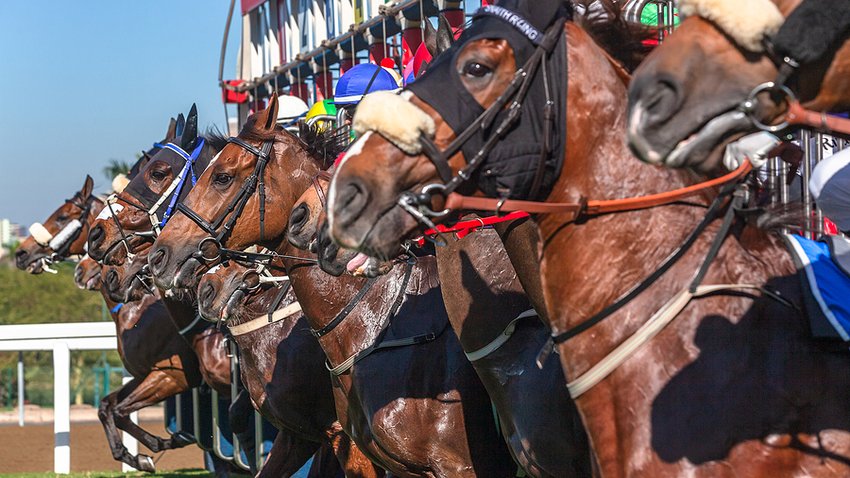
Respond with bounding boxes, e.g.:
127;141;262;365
0;420;203;473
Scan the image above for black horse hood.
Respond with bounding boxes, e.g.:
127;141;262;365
408;0;570;200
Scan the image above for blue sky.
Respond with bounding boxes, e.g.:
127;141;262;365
0;0;240;226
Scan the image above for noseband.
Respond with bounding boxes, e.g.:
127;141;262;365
31;195;100;264
176;137;274;262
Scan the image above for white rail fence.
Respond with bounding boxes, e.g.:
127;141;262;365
0;322;137;474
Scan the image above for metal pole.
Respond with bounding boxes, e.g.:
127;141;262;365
121;374;139;472
53;343;70;474
801;130;814;238
815;133;825;236
17;351;24;427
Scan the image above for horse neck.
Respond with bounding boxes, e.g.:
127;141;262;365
281;241;408;368
536;25;710;329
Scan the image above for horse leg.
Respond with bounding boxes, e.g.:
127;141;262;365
327;428;384;478
255;431;319;478
305;441;343;478
97;389;146;471
110;371;195;471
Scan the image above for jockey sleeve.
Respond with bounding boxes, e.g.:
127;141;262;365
772;0;850;65
811;146;850;233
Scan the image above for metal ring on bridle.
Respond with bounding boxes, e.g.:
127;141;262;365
416;183;451;218
741;81;797;133
197;237;223;262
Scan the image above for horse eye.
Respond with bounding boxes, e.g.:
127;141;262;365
150;170;167;181
57;214;69;222
462;62;492;78
214;173;233;186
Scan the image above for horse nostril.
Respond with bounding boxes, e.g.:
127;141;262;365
105;269;119;292
88;225;104;249
149;247;168;275
199;282;216;309
333;182;368;227
289;204;308;235
640;79;682;125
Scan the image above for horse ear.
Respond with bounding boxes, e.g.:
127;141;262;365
423;18;438;58
181;104;199;149
81;175;94;198
165;118;178;142
255;94;279;132
436;15;454;54
175;114;186;137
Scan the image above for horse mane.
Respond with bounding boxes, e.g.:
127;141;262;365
297;123;350;169
573;0;656;72
202;128;231;152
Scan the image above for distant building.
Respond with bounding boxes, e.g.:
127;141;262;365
0;218;25;247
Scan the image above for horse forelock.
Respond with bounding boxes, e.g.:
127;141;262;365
677;0;784;52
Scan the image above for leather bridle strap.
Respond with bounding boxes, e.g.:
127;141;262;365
311;277;378;338
785;101;850;136
417;16;567;197
176;138;273;250
445;160;753;218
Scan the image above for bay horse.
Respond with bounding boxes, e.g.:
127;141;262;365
85;106;234;398
19;186;200;472
147;95;518;477
197;256;383;478
290;169;591;477
326;0;850;475
627;0;850;170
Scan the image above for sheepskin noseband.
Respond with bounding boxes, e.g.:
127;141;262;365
353;91;435;155
112;174;130;194
29;222;54;246
677;0;784;52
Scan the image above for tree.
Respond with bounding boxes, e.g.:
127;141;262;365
102;159;131;181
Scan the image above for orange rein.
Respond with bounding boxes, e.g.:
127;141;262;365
444;160;753;220
786;101;850;136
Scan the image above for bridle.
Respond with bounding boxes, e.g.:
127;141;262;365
394;8;568;228
95;140;206;264
176;137;274;262
30;194;101;269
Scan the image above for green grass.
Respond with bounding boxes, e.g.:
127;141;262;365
0;470;211;478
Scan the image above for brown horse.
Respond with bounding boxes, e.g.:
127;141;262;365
627;0;850;170
147;95;518;477
20;190;200;472
290;170;591;477
197;256;383;478
16;175;102;274
326;1;850;476
84;111;234;397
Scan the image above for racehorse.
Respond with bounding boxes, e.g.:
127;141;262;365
85;106;234;397
627;0;850;170
197;256;383;478
326;0;850;475
18;181;200;472
290;169;591;477
147;95;519;477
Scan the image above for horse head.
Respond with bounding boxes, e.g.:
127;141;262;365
74;255;103;290
197;255;292;325
627;0;850;171
17;175;102;273
328;0;580;259
149;95;325;291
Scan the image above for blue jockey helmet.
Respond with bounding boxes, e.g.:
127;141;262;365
334;63;399;106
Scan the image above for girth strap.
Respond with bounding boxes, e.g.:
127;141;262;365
465;309;537;362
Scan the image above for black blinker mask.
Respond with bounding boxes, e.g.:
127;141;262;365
408;0;569;200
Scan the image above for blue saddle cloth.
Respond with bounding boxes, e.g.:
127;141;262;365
786;234;850;342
